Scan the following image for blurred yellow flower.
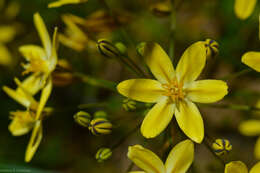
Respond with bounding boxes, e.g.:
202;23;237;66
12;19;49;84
59;14;88;51
117;42;228;143
242;51;260;72
128;140;194;173
225;161;260;173
48;0;88;8
234;0;257;20
239;101;260;159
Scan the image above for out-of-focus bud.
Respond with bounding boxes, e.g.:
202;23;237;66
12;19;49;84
136;42;146;56
150;2;172;17
52;59;74;86
204;39;219;59
94;111;107;119
212;139;232;156
89;118;112;135
95;148;112;162
122;99;136;111
115;42;127;55
74;111;91;127
97;39;121;58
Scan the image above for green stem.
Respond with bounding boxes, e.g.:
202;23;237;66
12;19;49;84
200;103;260;111
74;72;117;91
219;68;253;81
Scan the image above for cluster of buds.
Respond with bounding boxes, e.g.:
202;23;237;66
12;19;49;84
95;148;112;163
74;110;112;135
212;138;232;156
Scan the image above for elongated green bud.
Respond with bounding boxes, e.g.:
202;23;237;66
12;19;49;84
89;118;112;135
204;39;219;59
94;111;107;119
96;148;112;162
212;139;232;156
97;39;121;58
74;111;91;127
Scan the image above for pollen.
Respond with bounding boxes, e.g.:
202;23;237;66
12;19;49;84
162;78;184;102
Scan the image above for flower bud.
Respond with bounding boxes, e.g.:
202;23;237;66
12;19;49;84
136;42;146;56
74;111;91;127
94;111;107;119
95;148;112;162
204;39;219;59
97;39;121;58
115;42;127;55
89;118;112;135
122;99;136;111
212;139;232;156
150;2;172;17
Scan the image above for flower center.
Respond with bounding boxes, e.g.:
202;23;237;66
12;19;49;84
162;78;184;102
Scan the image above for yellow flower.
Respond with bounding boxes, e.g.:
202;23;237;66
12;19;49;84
242;51;260;72
239;101;260;159
3;75;52;162
59;14;88;51
225;161;260;173
128;140;194;173
20;13;58;76
117;42;228;143
234;0;257;20
48;0;88;8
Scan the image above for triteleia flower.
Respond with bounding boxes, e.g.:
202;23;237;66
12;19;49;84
59;14;88;52
3;76;52;162
48;0;88;8
234;0;257;20
128;140;194;173
225;161;260;173
239;101;260;159
117;42;228;143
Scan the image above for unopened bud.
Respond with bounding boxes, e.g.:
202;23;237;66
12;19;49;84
89;118;112;135
74;111;91;127
96;148;112;162
122;99;136;111
115;42;127;55
136;42;146;56
97;39;121;58
204;39;219;59
212;139;232;156
150;2;172;17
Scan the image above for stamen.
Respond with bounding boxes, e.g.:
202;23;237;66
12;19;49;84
162;78;184;102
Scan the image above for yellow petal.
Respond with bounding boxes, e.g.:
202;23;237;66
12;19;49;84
117;79;165;103
49;27;58;72
175;100;204;143
141;98;175;138
33;13;51;57
0;25;16;43
0;44;12;66
19;73;45;96
19;45;46;61
176;41;206;84
234;0;257;20
8;111;35;136
250;162;260;173
239;120;260;136
143;42;175;84
127;145;165;173
36;77;52;120
48;0;88;8
25;120;43;162
186;80;228;103
165;140;194;173
254;137;260;160
241;52;260;72
225;161;248;173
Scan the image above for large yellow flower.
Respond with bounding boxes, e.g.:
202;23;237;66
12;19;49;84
234;0;257;20
128;140;194;173
225;161;260;173
117;42;228;143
